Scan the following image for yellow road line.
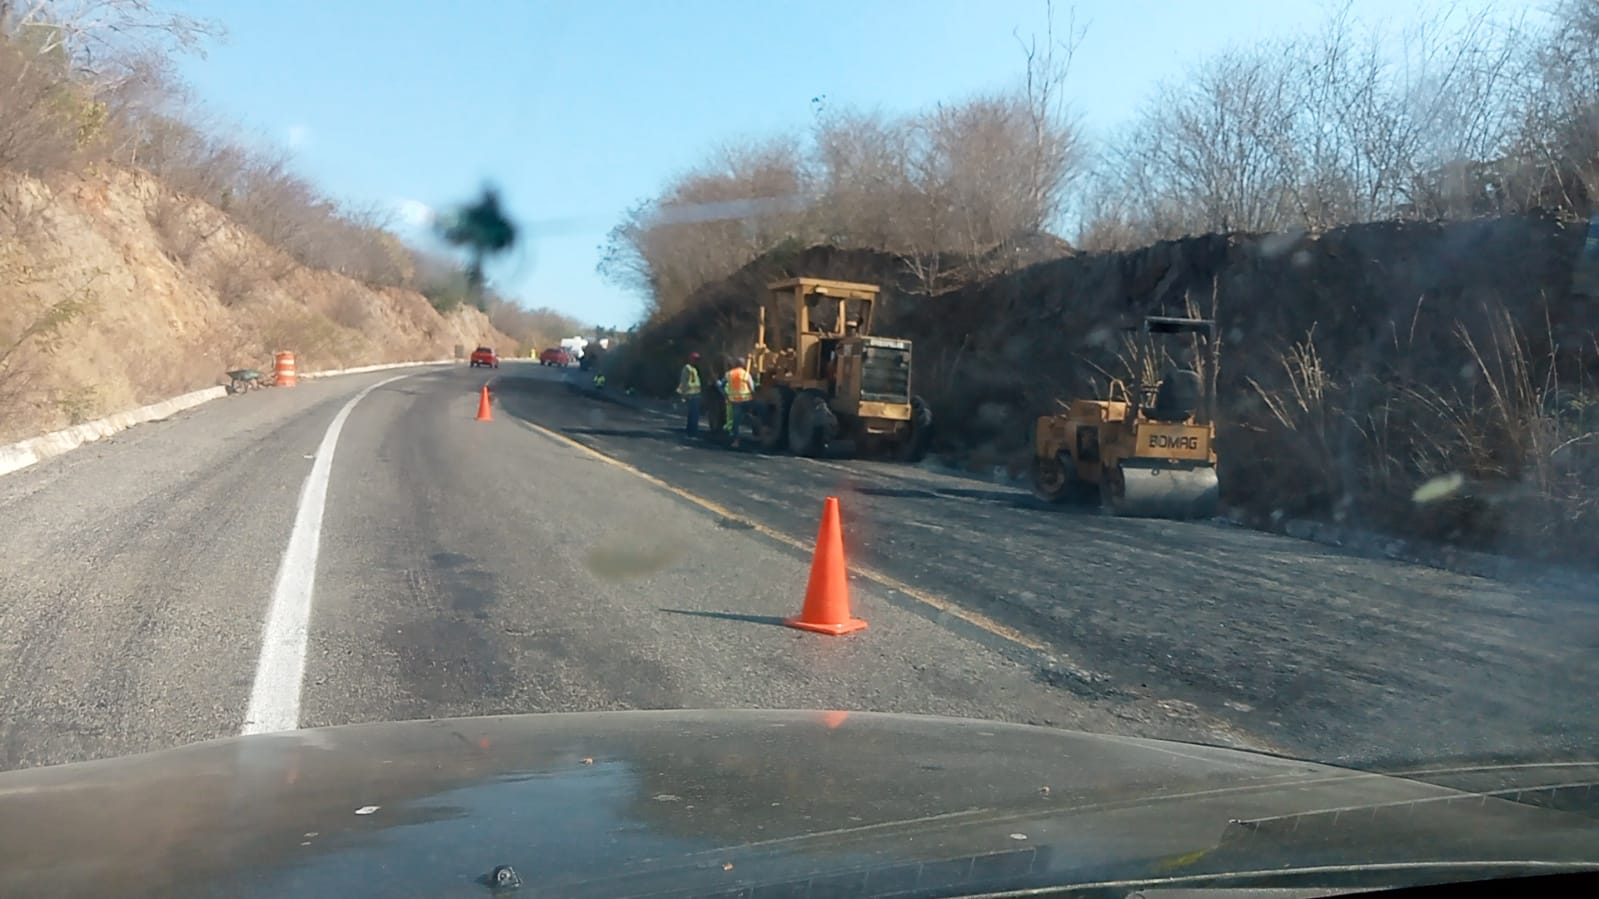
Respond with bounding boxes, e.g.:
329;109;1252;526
513;417;1050;653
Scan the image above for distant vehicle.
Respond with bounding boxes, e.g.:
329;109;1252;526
469;347;499;369
539;347;572;367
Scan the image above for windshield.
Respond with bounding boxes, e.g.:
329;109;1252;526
1;0;1597;896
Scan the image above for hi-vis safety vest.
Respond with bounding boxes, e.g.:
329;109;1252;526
679;364;701;395
725;367;753;403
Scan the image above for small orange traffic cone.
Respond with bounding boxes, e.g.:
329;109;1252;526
476;385;493;422
786;496;866;636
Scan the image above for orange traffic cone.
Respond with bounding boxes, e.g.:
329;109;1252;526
786;496;867;636
476;385;493;422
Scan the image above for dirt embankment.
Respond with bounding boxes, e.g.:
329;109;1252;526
0;168;511;443
617;215;1599;563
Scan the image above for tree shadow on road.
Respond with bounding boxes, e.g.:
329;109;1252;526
660;608;788;628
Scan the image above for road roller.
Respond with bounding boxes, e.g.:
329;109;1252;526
1031;316;1220;520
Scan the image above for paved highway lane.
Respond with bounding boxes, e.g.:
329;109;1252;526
501;369;1599;767
0;367;451;770
0;362;1151;772
298;365;1139;737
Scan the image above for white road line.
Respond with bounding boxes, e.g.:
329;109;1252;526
241;373;413;735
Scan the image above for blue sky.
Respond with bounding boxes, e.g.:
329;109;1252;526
167;0;1485;327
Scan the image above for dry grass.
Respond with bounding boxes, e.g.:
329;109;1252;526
259;310;347;370
1248;330;1332;435
1239;300;1599;560
148;194;220;266
211;256;267;308
1391;307;1599;553
324;288;373;331
1239;329;1346;517
0;252;98;441
1084;330;1167;406
1185;276;1222;422
0;40;84;176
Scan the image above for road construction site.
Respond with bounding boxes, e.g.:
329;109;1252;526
0;360;1593;774
525;364;1599;765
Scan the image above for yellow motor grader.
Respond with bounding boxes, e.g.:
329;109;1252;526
728;277;932;461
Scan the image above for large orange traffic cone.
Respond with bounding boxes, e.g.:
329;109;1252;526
476;385;493;422
786;496;867;636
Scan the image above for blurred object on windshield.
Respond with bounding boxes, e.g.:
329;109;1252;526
435;187;518;299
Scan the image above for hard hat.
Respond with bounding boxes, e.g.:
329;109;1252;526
689;352;700;361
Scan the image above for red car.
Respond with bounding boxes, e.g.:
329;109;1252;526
538;347;571;367
469;347;499;369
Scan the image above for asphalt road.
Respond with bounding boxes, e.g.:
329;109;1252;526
498;368;1599;767
0;361;1593;775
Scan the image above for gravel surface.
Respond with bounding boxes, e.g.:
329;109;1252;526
500;370;1599;768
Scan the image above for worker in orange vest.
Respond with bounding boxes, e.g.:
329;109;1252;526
719;355;757;449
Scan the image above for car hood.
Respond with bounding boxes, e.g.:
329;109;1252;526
1;710;1597;897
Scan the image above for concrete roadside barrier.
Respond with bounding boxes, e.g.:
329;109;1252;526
299;358;452;380
0;385;227;477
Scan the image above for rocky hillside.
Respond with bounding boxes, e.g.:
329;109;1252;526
0;167;512;443
613;215;1599;563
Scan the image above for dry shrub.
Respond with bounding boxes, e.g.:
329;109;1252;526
1243;330;1343;518
1238;302;1599;561
0;254;97;441
0;38;84;175
262;250;299;283
118;340;204;400
387;288;441;342
210;256;266;307
260;310;343;369
1391;308;1599;555
325;288;373;330
484;298;585;353
0;179;52;244
55;385;99;425
603;58;1084;316
147;193;215;265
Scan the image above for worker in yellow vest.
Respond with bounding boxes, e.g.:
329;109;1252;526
677;352;703;437
719;355;756;449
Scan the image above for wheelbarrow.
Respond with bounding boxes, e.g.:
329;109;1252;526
225;369;272;394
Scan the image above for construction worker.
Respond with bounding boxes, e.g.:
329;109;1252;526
824;320;856;378
677;352;703;437
719;354;756;449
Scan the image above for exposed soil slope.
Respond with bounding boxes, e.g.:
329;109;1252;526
0;168;512;443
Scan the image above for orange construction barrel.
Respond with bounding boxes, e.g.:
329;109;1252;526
274;351;297;387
